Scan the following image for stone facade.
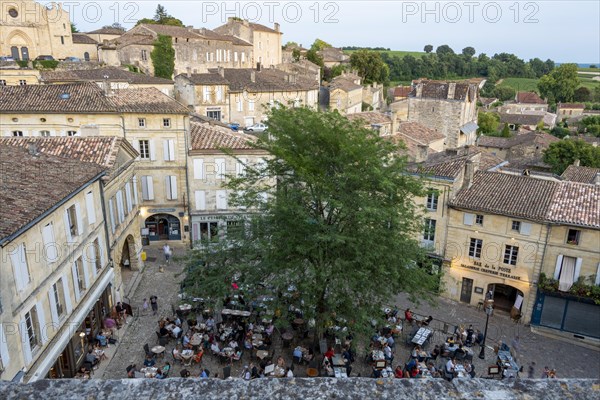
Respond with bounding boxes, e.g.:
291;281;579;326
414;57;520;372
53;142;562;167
213;18;282;67
0;67;40;85
0;0;74;61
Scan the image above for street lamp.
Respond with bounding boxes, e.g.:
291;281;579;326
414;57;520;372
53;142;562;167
479;303;494;359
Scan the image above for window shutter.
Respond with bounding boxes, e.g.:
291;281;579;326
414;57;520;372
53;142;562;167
125;182;133;212
147;177;154;200
171;176;178;199
108;199;116;233
595;263;600;286
61;275;73;314
195;190;206;210
116;191;125;222
64;209;72;242
71;263;80;301
82;256;90;289
574;258;583;281
9;245;25;291
86;192;96;225
20;317;32;364
132;140;140;159
75;203;83;236
36;301;47;344
149;140;156;161
215;158;225;179
520;222;531;236
168;140;175;160
97;235;105;268
42;223;58;263
48;287;59;328
463;213;474;226
132;176;139;205
236;158;247;177
89;243;97;277
193;159;204;180
192;223;199;242
216;190;227;210
0;324;10;367
554;255;563;280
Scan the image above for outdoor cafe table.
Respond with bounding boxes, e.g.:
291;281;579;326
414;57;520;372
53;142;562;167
151;345;165;358
412;327;432;346
454;364;468;378
331;354;346;367
190;333;203;346
222;309;252;317
181;349;194;366
334;367;348;378
371;350;385;361
256;350;269;360
140;367;157;378
178;304;192;314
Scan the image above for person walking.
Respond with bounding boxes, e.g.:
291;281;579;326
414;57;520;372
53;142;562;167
150;295;158;316
142;298;149;316
163;244;172;263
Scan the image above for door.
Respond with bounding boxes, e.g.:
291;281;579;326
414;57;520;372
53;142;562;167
21;47;29;60
11;46;20;60
460;278;473;303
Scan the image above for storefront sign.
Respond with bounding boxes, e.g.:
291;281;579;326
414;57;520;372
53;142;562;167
148;208;176;213
192;215;241;221
459;260;522;281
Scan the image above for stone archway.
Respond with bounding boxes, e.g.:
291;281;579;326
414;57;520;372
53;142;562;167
487;283;524;313
6;30;33;60
119;234;139;289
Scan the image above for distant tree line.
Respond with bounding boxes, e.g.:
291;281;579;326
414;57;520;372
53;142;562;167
342;46;391;51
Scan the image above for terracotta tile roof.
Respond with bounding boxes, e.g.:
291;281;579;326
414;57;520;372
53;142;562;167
108;34;155;48
137;24;203;39
329;76;362;92
407;149;504;178
450;171;558;221
499;113;543;126
87;27;125;35
72;33;98;44
181;73;229;85
558;103;585;109
397;122;445;144
208;68;318;92
347;112;391;125
0;144;105;241
393;86;411;97
516;91;546;104
248;22;280;34
41;67;173;84
547;182;600;228
109;88;189;114
411;80;477;101
0;82;116;113
318;48;349;62
561;165;600;184
479;97;498;106
190;122;256;150
478;131;559;149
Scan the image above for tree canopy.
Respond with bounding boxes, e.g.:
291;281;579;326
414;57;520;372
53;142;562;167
477;111;500;134
543;139;600;174
310;38;332;52
349;50;389;84
136;4;183;26
537;63;580;104
180;107;439;345
151;34;175;79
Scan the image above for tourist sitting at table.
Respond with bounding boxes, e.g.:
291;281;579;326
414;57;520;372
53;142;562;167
406;357;417;372
293;347;303;364
303;347;315;363
174;316;182;327
180;369;191;378
431;345;440;360
474;329;484;346
324;346;335;362
210;341;222;355
193;349;204;364
404;308;414;323
445;358;456;381
77;365;91;379
144;355;156;367
96;332;108;347
85;349;99;367
206;317;215;331
94;342;108;361
265;323;274;337
454;344;467;359
158;323;169;338
394;365;404;378
464;361;475;378
171;324;182;339
232;349;242;361
411;345;422;359
409;364;419;378
228;338;239;350
155;368;165;379
104;316;117;335
126;364;137;378
244;336;253;350
383;343;393;362
386;334;395;349
427;361;440;378
342;345;355;364
322;360;334;377
172;345;183;363
199;368;209;378
182;332;193;349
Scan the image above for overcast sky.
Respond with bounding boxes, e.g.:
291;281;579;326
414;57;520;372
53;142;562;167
71;1;599;63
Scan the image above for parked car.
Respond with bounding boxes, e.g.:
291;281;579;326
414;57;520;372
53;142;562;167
63;56;81;62
244;123;268;133
227;122;240;132
35;55;54;61
0;56;15;62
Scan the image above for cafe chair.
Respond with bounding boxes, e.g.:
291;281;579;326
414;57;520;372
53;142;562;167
156;332;169;346
144;343;155;359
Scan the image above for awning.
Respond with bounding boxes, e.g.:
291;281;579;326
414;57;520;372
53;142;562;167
26;268;114;382
460;122;479;134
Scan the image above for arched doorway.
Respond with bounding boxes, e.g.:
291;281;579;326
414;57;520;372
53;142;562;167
11;46;19;60
119;235;138;288
487;283;524;313
84;52;90;61
145;214;181;241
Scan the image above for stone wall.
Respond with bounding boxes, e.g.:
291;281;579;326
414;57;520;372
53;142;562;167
408;98;464;148
1;378;598;400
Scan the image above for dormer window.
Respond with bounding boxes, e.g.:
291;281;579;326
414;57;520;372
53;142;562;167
566;229;580;245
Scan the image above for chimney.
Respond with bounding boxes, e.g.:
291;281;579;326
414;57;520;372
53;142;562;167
250;71;255;83
462;153;481;190
256;62;262;71
415;83;423;98
574;159;580;167
28;143;39;156
447;82;456;99
274;22;280;32
416;144;429;162
186;67;191;78
218;66;224;78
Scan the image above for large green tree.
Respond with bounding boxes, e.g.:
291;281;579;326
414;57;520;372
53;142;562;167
477;111;500;134
136;4;183;26
537;63;580;104
181;107;439;345
151;34;175;79
349;50;389;84
543;139;600;174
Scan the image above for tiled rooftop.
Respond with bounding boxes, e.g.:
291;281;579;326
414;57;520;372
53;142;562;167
516;91;546;104
561;165;600;184
397;122;445;144
347;112;391;125
72;33;98;44
190;122;256;150
547;181;600;228
109;88;189;114
41;67;174;84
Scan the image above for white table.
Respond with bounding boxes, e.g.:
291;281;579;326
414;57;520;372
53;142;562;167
412;328;432;346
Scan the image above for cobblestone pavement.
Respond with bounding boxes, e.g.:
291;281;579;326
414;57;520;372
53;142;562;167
100;243;599;380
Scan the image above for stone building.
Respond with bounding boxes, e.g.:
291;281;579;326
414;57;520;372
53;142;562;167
187;121;271;245
102;24;253;77
506;91;548;112
0;143;111;382
0;82;191;244
556;103;585;121
213;18;282;67
70;34;98;61
85;27;124;44
0;67;40;85
175;65;319;127
326;74;363;115
408;79;482;149
391;122;446;162
0;0;73;60
347;111;393;136
318;47;350;69
477;131;559;169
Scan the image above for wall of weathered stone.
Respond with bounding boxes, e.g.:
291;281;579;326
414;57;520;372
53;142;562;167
1;378;598;400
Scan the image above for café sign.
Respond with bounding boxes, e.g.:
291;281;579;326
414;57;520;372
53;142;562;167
459;260;522;281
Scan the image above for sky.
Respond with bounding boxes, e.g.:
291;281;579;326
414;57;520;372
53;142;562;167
69;1;600;63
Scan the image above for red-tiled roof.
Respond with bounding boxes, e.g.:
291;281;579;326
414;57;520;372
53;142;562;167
516;91;546;104
190;122;256;150
397;122;445;144
109;88;189;114
561;165;600;184
393;86;411;97
72;33;98;44
547;181;600;228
